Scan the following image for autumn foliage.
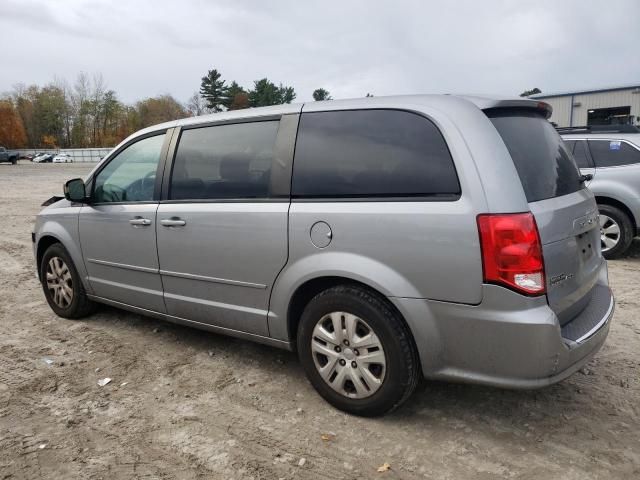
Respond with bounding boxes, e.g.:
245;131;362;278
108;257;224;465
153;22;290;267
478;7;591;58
1;69;318;148
2;73;189;149
0;101;27;148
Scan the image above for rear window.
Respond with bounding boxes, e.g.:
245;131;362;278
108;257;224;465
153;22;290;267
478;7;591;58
487;109;582;202
291;109;460;198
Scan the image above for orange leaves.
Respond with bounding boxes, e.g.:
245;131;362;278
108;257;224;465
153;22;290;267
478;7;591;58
0;101;27;148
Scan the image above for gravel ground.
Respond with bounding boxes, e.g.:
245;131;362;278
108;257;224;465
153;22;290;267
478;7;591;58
1;162;639;479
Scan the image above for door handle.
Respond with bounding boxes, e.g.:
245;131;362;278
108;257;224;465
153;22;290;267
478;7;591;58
129;217;152;226
160;218;186;227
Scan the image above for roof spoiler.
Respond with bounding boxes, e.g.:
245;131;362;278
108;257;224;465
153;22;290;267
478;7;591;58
480;99;553;119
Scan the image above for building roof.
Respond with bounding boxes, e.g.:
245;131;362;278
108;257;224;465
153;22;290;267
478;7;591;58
530;84;640;99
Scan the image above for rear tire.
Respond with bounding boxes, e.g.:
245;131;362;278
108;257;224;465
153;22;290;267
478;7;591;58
297;285;420;417
598;204;633;259
40;243;95;319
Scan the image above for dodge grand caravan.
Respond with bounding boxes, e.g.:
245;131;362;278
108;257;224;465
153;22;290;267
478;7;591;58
33;95;614;416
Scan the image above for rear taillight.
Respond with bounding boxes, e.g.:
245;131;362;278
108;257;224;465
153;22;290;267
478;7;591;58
477;213;546;295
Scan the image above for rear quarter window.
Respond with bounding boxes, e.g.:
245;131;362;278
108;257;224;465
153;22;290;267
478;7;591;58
487;109;582;202
588;139;640;167
291;109;460;198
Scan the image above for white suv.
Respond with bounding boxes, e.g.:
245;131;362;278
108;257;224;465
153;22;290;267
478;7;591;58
53;153;73;163
561;125;640;258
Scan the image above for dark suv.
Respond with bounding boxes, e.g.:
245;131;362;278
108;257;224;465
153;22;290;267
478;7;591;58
0;146;19;164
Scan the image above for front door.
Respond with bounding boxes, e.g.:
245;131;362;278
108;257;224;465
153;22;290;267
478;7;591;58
79;132;168;312
156;120;290;336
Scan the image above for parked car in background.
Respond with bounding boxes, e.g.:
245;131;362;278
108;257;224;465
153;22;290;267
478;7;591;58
33;153;54;163
53;153;73;163
0;146;20;164
561;125;640;258
34;95;614;416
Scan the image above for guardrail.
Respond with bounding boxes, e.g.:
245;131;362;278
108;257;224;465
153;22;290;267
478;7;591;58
17;148;113;162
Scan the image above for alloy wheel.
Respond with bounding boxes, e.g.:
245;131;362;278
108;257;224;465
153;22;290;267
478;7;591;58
46;257;74;308
599;214;620;252
311;311;386;399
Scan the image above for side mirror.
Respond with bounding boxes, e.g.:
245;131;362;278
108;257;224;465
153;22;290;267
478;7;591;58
64;178;87;202
580;173;593;184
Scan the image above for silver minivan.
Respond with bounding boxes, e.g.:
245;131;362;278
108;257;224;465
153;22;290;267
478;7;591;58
33;95;614;416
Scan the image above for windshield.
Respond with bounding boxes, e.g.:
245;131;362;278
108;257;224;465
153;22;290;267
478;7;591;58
487;109;582;202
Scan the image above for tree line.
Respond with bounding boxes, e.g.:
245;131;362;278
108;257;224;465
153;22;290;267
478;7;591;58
0;73;187;149
191;69;332;113
0;69;543;150
0;69;334;149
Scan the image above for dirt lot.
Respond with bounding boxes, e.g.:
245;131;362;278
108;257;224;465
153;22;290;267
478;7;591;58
1;161;639;479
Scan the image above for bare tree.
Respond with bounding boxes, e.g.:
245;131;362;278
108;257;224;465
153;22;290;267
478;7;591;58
186;91;207;116
54;76;73;147
90;73;106;145
72;72;90;146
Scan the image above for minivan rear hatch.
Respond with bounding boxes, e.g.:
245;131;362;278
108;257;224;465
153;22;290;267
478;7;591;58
487;108;602;324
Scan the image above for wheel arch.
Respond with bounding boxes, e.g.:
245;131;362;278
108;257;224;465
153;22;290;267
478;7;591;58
36;235;62;279
35;225;92;294
595;196;638;235
280;273;441;377
286;276;403;347
269;252;421;336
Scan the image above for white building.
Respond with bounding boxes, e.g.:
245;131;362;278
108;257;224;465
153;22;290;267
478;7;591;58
530;84;640;128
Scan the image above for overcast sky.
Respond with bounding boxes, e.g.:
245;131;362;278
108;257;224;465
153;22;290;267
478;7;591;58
0;0;638;104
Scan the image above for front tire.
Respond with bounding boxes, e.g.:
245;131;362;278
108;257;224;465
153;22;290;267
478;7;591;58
598;204;633;259
297;285;420;416
40;243;95;319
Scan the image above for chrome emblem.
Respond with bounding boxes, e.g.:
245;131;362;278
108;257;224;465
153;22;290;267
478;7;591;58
550;273;575;287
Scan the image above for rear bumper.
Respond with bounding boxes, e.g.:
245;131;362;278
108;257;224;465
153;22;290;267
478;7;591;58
391;263;613;389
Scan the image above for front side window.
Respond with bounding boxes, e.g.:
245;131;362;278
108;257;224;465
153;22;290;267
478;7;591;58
169;121;279;200
588;140;640;167
93;134;165;203
291;109;460;198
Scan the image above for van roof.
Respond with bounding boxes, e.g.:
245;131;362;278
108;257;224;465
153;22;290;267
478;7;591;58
130;94;551;139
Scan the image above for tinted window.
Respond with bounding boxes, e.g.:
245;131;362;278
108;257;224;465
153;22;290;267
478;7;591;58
291;110;460;198
93;134;164;203
588;140;640;167
571;140;593;168
487;110;581;202
170;121;279;200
